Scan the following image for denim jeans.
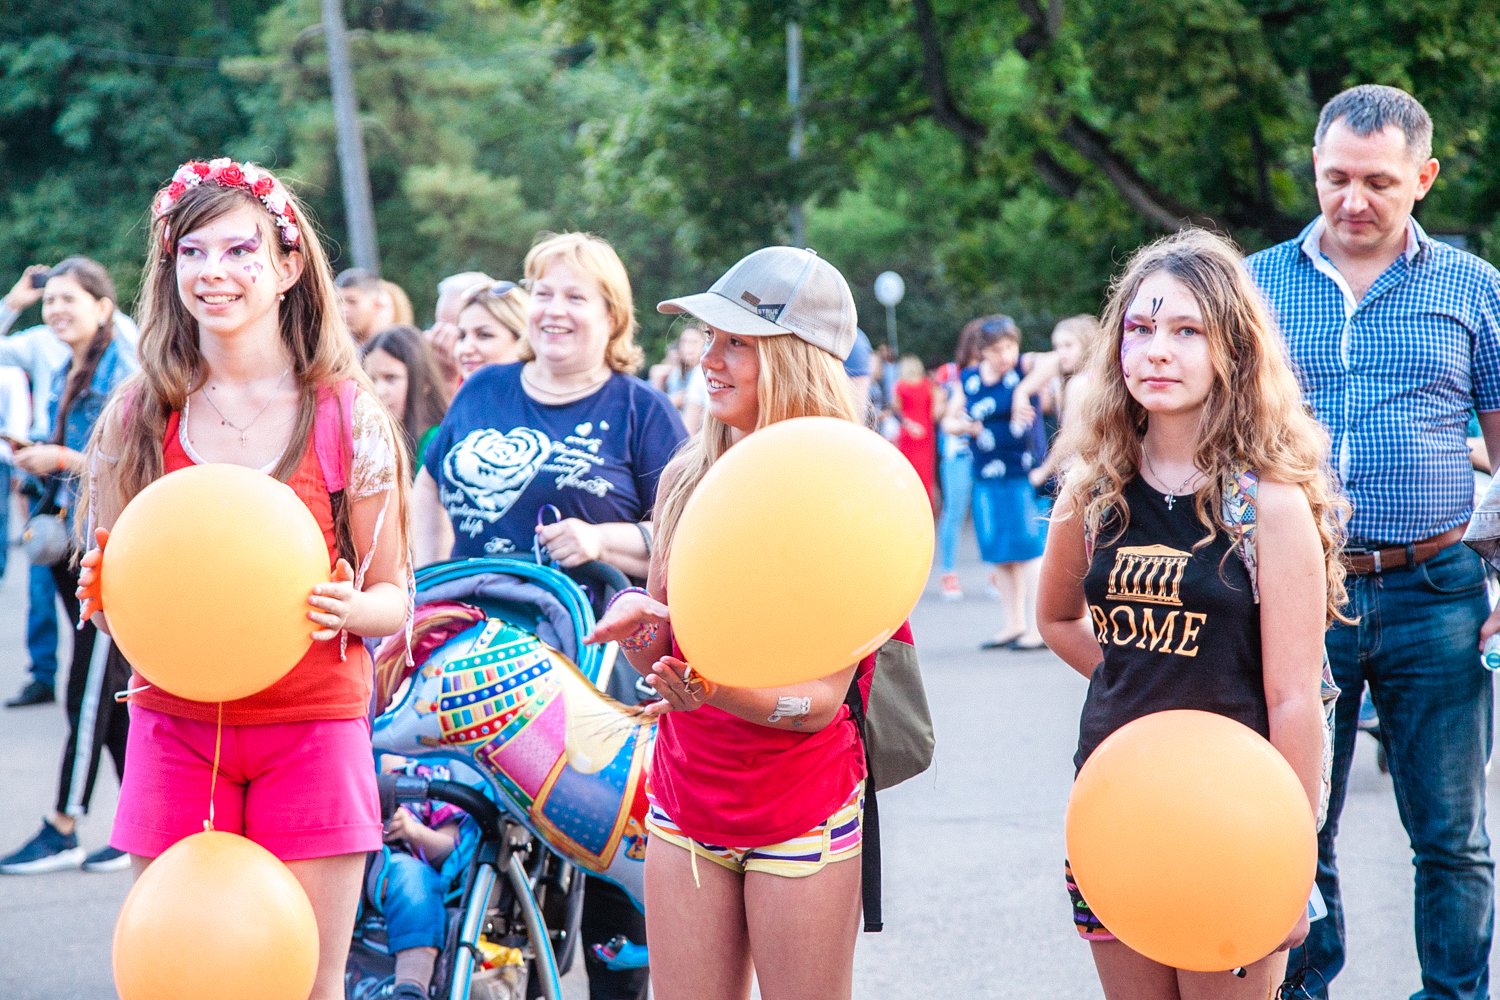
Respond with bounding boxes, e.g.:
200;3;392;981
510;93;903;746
377;850;446;953
1292;542;1494;999
24;484;60;688
937;442;974;573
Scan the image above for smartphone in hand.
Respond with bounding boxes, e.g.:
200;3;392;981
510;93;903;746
28;272;47;289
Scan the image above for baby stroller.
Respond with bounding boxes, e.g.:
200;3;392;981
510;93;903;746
345;555;654;1000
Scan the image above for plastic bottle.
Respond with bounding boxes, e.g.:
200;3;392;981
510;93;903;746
1483;634;1500;672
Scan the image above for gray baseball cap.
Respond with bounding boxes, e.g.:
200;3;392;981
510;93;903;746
657;246;858;360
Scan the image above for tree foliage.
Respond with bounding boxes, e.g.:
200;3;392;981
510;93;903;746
2;0;1499;361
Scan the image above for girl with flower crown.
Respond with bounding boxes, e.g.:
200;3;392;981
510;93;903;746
76;158;412;1000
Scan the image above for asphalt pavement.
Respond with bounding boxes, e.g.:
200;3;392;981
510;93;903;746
0;528;1494;998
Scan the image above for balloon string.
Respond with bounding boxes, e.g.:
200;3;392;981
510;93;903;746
204;701;223;833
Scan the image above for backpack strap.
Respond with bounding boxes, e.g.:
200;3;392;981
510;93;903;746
841;619;915;935
313;379;357;495
842;678;883;933
1220;467;1259;603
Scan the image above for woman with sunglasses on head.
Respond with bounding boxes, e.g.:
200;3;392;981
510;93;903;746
72;159;411;1000
412;231;687;1000
453;279;527;381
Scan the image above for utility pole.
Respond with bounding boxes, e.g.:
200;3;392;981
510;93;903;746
787;20;806;248
322;0;380;272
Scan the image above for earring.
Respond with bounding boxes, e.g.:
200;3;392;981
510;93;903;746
277;293;285;303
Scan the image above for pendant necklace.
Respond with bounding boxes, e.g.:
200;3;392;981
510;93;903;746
1141;449;1200;511
199;368;290;447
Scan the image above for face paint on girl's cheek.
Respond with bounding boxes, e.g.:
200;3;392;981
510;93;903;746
1119;326;1150;373
241;259;265;283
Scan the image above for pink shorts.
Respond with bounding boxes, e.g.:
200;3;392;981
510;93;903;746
112;705;382;862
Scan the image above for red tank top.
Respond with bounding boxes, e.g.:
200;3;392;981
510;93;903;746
127;410;372;725
649;636;869;847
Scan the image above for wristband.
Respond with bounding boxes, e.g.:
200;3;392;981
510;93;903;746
605;586;650;614
55;447;67;473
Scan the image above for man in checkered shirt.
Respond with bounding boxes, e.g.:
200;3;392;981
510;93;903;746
1247;84;1500;1000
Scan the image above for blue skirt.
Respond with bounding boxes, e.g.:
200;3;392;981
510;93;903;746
972;476;1046;564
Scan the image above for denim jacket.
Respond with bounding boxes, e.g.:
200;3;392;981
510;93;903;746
45;337;136;514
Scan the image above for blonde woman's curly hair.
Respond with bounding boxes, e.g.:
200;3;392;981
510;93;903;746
1057;227;1350;627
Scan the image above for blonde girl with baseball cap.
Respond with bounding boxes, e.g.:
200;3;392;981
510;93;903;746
588;246;893;1000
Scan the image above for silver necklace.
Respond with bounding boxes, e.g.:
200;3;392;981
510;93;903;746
1141;449;1200;511
198;368;290;447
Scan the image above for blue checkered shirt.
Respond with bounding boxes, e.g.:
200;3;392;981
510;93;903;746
1246;217;1500;545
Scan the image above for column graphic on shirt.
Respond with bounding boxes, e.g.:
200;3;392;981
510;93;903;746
441;423;614;552
1090;544;1206;657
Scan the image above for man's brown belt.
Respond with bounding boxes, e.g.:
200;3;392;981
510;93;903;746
1340;524;1467;575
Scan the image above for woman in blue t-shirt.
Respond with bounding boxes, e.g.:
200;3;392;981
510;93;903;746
940;315;1048;650
411;231;685;1000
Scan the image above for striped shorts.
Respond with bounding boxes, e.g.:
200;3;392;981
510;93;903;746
645;782;864;877
1065;859;1115;941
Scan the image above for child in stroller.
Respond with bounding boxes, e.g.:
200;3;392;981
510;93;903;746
349;761;472;1000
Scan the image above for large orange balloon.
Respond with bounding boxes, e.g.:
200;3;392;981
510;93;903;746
1066;710;1316;972
103;463;329;701
113;831;319;1000
668;417;934;687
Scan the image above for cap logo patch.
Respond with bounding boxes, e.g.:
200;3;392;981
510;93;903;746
740;291;762;306
755;303;786;322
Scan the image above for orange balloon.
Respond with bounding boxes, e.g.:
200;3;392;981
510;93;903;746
1065;710;1316;972
668;417;934;687
113;831;319;1000
102;463;330;701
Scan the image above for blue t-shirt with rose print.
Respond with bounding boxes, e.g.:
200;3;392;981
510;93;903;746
424;362;688;560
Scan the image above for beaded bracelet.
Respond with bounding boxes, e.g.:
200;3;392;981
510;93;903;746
619;621;661;653
604;586;660;652
605;586;650;613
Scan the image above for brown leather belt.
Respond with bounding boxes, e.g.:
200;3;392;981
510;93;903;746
1341;524;1467;575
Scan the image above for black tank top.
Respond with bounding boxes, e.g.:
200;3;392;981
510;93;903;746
1073;476;1266;772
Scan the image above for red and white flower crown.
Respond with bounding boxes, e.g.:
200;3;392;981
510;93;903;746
152;158;302;251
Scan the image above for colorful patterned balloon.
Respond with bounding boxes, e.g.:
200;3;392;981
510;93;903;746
374;608;652;909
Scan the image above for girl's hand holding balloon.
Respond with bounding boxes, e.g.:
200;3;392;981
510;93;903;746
308;558;356;641
1276;910;1310;953
641;656;715;717
75;527;111;625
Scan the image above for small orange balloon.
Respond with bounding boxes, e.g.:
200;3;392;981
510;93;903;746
102;463;330;701
113;831;319;1000
1065;710;1316;972
668;417;934;687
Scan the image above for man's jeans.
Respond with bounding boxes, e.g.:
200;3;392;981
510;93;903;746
1292;542;1494;999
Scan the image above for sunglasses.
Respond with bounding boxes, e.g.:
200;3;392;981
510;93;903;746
979;316;1017;335
486;280;520;298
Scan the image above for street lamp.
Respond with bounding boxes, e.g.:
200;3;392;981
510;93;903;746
873;270;905;356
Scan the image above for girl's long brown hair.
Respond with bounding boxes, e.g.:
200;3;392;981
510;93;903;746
1056;227;1349;626
85;174;410;559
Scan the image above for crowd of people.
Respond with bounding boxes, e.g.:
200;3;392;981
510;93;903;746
0;81;1496;1000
